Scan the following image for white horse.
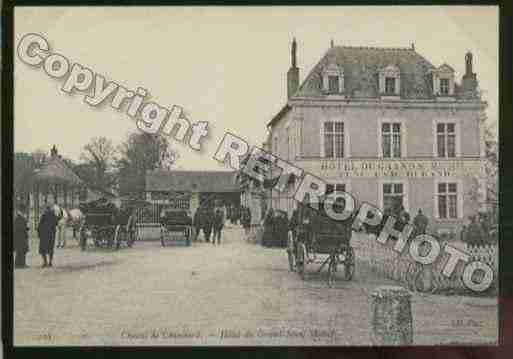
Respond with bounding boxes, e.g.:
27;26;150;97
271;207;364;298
67;208;85;240
52;204;68;247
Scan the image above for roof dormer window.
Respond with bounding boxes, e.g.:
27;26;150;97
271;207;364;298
328;75;340;93
322;59;344;95
379;64;401;98
432;64;455;98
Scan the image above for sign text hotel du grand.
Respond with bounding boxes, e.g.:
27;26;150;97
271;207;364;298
307;158;486;178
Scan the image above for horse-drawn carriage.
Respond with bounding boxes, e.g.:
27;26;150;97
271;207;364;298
79;198;136;250
287;198;355;287
159;209;193;247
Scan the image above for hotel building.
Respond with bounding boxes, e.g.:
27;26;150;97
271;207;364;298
265;40;487;236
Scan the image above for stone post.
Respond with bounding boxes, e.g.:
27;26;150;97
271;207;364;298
370;285;413;345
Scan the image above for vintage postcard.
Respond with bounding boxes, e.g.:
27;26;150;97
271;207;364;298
11;5;498;346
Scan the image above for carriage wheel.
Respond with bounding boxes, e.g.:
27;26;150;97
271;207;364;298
344;247;355;281
114;225;121;249
106;227;115;249
114;225;124;250
327;254;337;288
286;235;295;271
186;228;191;247
127;230;135;248
160;228;166;247
296;243;307;280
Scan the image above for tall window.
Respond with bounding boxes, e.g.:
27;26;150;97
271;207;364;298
440;78;450;96
436;123;456;157
382;122;402;158
324;121;344;158
437;182;458;219
328;75;340;93
385;77;396;94
326;183;346;195
383;183;404;214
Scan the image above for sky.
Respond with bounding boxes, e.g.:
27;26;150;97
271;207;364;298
14;6;498;170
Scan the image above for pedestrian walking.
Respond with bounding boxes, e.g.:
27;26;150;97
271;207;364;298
55;204;67;248
275;211;289;247
14;205;30;268
213;206;225;245
202;205;214;243
413;209;429;237
262;208;275;247
38;204;58;267
193;207;203;241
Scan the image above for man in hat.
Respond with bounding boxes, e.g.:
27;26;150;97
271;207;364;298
465;215;485;248
38;204;58;267
212;204;225;245
14;204;30;268
413;209;429;237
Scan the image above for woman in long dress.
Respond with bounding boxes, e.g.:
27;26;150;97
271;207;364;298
38;205;58;267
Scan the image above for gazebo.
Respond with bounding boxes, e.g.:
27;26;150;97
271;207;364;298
28;145;86;231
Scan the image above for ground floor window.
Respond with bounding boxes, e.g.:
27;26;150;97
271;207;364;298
382;182;404;214
437;182;458;219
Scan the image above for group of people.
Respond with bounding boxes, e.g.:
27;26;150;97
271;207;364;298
190;203;252;244
461;212;497;247
192;203;225;245
261;208;289;247
13;202;66;269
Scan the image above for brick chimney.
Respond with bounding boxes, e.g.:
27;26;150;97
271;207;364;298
287;38;300;99
462;51;478;97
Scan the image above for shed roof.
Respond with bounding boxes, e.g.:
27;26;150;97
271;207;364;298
146;170;240;193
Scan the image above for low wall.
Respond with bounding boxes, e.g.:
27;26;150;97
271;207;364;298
352;233;498;296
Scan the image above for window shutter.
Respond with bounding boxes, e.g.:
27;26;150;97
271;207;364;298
379;73;385;94
322;74;329;92
433;74;439;96
339;73;344;93
395;75;401;95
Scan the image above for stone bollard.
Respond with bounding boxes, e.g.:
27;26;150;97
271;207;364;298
370;285;413;345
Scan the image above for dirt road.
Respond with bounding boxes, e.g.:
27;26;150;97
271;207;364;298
14;226;497;345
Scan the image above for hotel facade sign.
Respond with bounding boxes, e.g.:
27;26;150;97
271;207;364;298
294;158;486;179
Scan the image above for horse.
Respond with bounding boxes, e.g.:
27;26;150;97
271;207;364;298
66;208;85;240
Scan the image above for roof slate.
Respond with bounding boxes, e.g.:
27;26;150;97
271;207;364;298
146;170;240;193
294;46;437;99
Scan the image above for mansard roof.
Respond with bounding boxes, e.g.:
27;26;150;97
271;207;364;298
293;45;437;99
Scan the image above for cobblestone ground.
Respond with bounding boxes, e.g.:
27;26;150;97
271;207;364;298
14;226;497;346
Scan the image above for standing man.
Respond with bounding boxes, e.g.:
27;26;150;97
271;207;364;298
38;204;58;267
193;206;203;241
413;209;429;237
213;205;225;245
202;204;214;243
14;205;30;268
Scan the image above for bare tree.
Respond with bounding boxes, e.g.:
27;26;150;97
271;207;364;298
80;137;118;190
116;132;179;197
